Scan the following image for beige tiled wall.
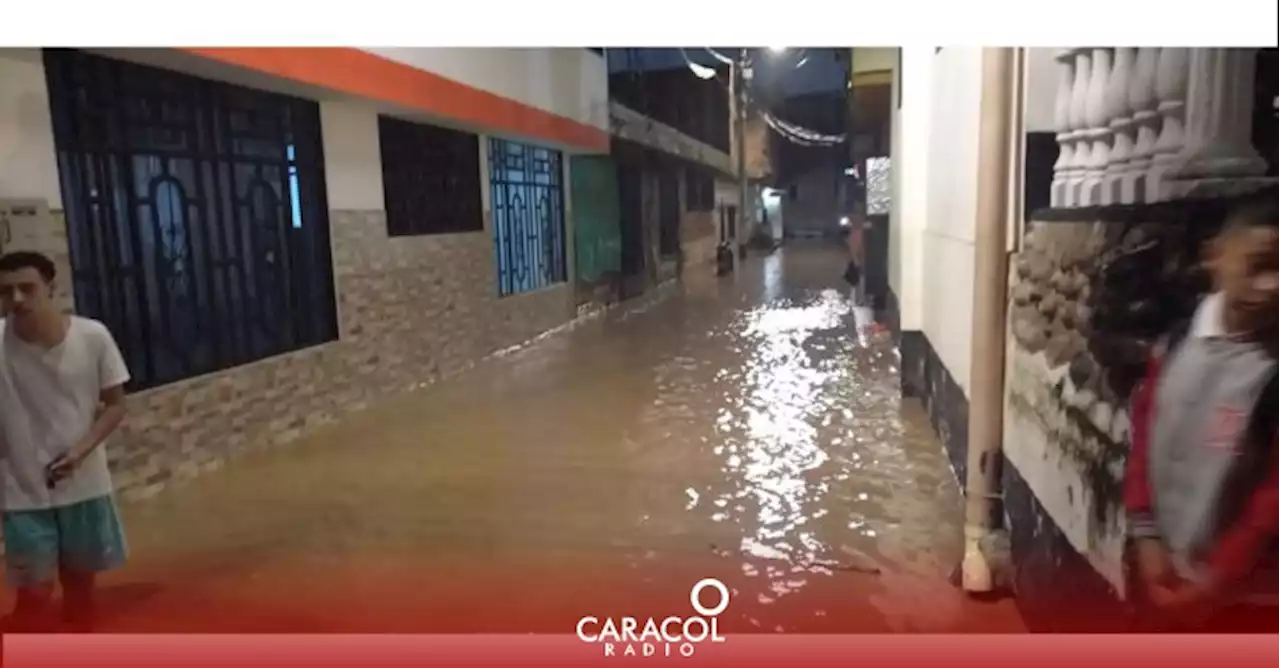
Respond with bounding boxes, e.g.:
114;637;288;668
8;207;575;501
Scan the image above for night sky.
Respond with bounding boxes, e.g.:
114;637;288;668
605;48;848;98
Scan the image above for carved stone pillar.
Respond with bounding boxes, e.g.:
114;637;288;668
1166;47;1270;198
1051;50;1077;207
1120;48;1160;203
1102;48;1136;204
1079;48;1114;205
1146;47;1189;201
1064;49;1093;206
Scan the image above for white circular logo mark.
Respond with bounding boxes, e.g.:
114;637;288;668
689;578;730;617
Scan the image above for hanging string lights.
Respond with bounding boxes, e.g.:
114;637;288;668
678;47;846;147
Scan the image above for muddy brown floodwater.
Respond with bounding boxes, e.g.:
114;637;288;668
17;244;1024;633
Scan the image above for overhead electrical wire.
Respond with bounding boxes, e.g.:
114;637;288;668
759;108;846;145
759;111;824;146
703;48;736;66
703;47;808;70
759;110;845;146
675;47;845;147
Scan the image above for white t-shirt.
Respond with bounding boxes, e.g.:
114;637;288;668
0;315;131;511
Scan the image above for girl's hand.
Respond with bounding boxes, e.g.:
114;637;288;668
1149;580;1223;628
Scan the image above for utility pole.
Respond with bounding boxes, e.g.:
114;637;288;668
735;48;750;261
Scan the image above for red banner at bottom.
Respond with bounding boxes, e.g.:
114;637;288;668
4;633;1277;667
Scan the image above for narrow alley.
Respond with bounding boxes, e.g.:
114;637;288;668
67;247;1021;634
4;43;1275;643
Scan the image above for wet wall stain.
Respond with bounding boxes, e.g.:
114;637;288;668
900;332;968;488
1010;190;1276;548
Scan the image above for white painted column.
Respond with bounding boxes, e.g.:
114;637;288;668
1063;49;1093;206
1079;48;1113;205
1146;47;1189;201
1166;48;1269;195
1050;50;1076;207
1121;48;1161;203
1101;47;1136;204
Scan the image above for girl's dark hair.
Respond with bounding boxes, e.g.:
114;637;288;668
1224;194;1278;233
0;251;57;282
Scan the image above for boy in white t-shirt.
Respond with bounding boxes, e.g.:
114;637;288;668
0;251;131;632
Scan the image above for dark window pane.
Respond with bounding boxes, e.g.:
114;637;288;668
378;115;483;237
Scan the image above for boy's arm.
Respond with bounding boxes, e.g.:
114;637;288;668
67;324;131;465
68;386;127;465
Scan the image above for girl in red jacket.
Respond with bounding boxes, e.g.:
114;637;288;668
1124;199;1277;633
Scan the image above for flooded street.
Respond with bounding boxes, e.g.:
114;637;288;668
77;245;1022;633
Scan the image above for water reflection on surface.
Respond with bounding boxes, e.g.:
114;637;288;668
83;244;1021;633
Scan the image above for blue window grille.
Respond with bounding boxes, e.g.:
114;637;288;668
487;138;567;296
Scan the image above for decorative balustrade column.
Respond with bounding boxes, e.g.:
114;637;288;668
1050;50;1077;207
1146;47;1189;201
1101;47;1136;204
1063;49;1093;207
1121;48;1160;203
1165;48;1270;198
1079;48;1114;206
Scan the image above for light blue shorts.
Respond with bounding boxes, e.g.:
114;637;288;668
2;495;128;588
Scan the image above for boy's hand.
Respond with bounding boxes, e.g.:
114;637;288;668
45;451;80;486
1133;538;1175;589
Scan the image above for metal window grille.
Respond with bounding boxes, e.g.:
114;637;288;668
487;138;567;296
42;49;338;391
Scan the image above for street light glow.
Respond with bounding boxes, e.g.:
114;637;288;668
767;46;787;54
686;61;717;80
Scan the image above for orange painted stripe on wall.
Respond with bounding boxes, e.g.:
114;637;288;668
179;47;609;152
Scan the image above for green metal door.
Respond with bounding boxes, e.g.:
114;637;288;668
569;155;622;285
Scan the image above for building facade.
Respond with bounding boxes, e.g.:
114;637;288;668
604;50;768;297
887;45;1277;630
769;92;848;240
0;47;610;500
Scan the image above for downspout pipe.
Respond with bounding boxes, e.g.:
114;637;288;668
960;47;1018;594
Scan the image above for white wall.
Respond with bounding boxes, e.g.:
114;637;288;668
67;48;606;156
363;48;609;133
0;49;62;206
853;48;897;74
889;45;985;398
319;101;385;211
1;47;607;212
921;48;985;395
1023;48;1059;133
888;48;930;332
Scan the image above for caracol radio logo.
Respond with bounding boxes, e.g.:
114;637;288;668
576;578;731;657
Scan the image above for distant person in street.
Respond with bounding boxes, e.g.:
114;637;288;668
842;214;864;305
0;251;131;633
1124;198;1278;633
